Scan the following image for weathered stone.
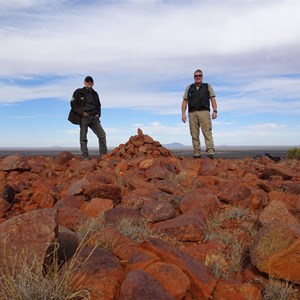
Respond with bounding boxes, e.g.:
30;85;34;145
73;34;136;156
218;181;252;204
86;226;138;262
143;135;154;144
57;206;88;231
280;182;300;195
0;183;15;203
0;154;30;171
82;182;121;203
198;159;218;176
141;238;216;299
122;169;148;190
146;164;174;180
115;160;129;174
250;222;300;283
104;207;141;226
268;190;300;220
83;197;114;217
54;195;87;210
44;226;80;271
145;261;190;300
213;279;262;300
120;269;174;300
261;164;293;180
76;246;125;300
258;200;299;227
54;151;75;165
0;208;57;266
185;241;226;261
127;248;160;272
69;159;97;173
121;188;158;207
179;187;219;216
0;198;12;217
67;178;89;196
141;199;176;222
152;179;183;195
153;210;206;241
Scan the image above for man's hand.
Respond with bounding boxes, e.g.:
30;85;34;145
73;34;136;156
182;114;186;123
212;111;217;119
83;112;89;117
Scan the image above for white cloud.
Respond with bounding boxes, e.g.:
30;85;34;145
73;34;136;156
0;0;299;147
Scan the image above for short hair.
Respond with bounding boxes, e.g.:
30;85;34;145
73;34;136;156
194;69;203;75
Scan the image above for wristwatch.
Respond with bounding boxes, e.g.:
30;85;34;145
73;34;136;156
213;110;218;113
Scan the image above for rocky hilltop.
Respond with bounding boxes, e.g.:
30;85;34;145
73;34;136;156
0;129;300;299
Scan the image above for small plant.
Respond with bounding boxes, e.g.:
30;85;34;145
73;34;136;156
77;214;178;247
257;277;299;300
116;217;168;243
204;254;229;279
288;147;300;159
76;214;117;252
0;243;91;300
204;206;257;242
203;206;257;278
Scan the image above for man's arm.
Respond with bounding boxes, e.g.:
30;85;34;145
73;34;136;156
210;96;217;119
181;99;188;123
70;89;85;116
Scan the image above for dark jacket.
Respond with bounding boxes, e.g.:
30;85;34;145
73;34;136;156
68;87;101;125
187;83;210;112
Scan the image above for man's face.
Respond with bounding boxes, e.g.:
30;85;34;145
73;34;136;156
194;72;203;84
84;80;94;89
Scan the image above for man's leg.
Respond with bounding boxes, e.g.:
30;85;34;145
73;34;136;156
80;116;90;159
200;111;215;157
90;117;107;157
188;111;201;157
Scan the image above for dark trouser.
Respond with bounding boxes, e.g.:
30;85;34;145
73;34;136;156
80;115;107;158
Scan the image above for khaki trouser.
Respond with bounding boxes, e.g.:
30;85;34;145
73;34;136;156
188;110;214;156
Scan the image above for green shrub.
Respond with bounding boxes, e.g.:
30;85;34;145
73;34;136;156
288;147;300;159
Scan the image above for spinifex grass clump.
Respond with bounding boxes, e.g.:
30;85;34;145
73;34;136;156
0;222;103;300
288;147;300;159
257;277;300;300
77;213;177;248
0;244;90;300
204;206;258;279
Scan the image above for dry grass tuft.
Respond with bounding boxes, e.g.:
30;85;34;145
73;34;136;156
115;216;169;243
77;214;178;247
0;215;110;299
203;206;258;278
257;277;300;300
0;243;90;300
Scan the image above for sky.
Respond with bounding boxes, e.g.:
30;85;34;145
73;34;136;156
0;0;299;149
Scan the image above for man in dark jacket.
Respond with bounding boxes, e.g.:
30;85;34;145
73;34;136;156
68;76;107;160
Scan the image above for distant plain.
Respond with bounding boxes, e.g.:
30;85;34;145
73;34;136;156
0;145;294;159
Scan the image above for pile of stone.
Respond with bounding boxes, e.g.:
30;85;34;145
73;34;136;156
109;128;174;159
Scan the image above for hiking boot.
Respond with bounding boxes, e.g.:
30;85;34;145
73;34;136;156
193;155;201;159
207;154;214;159
83;156;90;161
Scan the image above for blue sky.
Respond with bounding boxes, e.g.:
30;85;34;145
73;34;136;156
0;0;299;148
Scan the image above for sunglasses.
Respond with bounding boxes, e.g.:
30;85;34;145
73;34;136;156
194;75;202;78
86;80;93;83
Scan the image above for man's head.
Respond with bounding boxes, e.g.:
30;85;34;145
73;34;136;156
84;76;94;89
193;69;203;85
